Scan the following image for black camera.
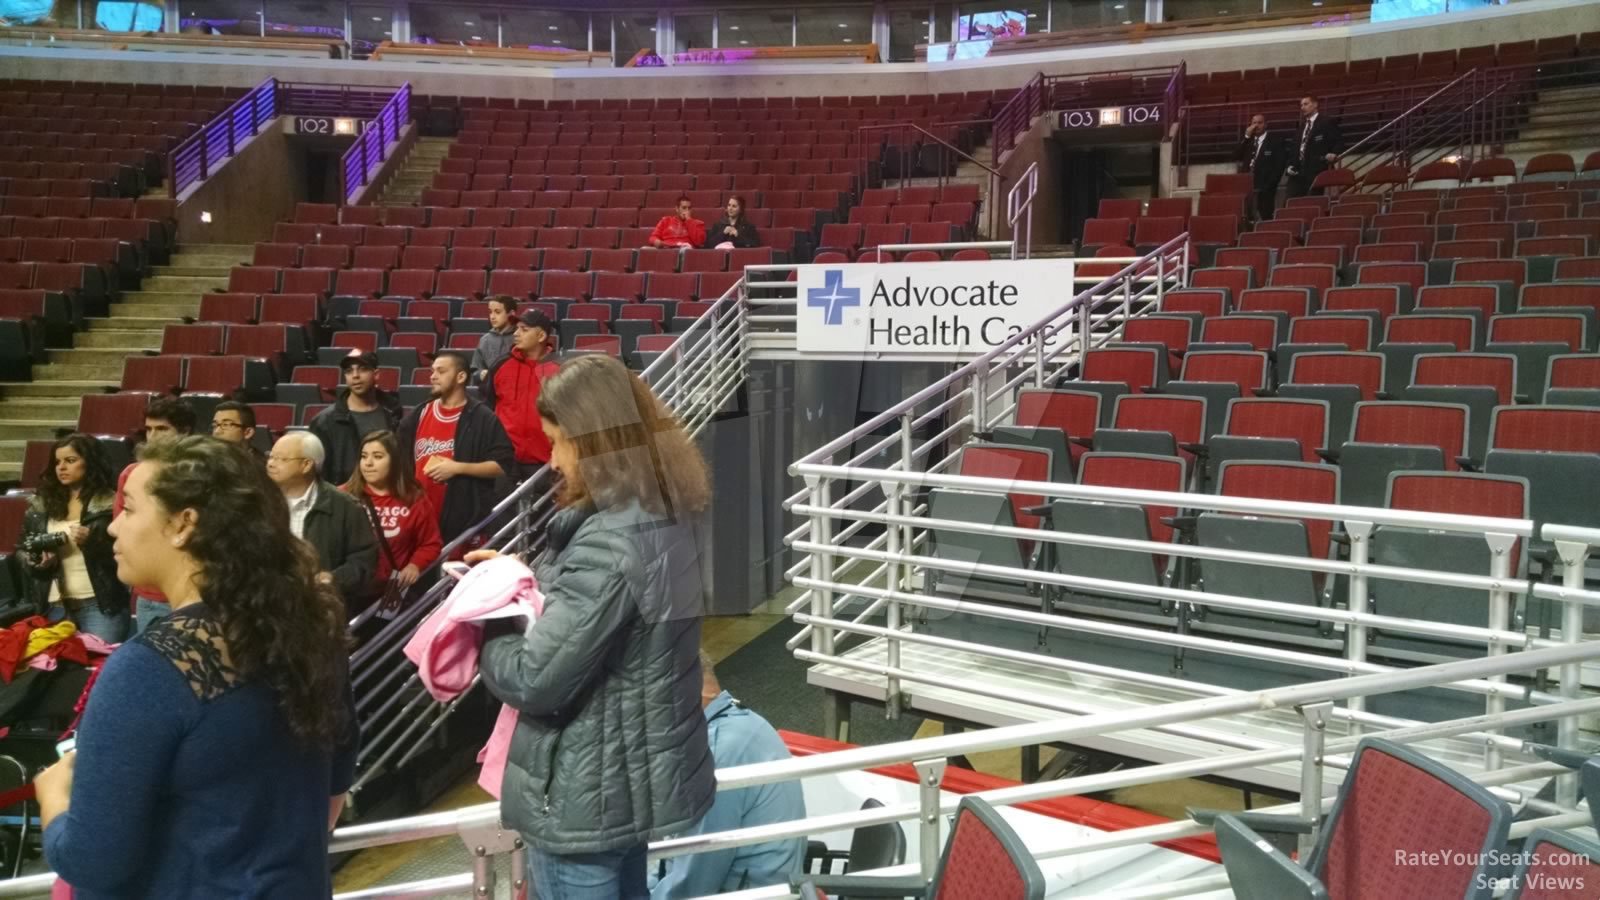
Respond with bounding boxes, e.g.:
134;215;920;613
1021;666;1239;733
20;531;68;558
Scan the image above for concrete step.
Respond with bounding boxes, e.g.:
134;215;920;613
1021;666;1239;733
0;397;82;421
0;381;117;398
48;348;145;368
86;316;181;332
152;265;232;278
139;274;225;293
167;256;247;270
34;362;127;380
119;290;202;305
1505;138;1598;155
75;330;162;350
109;302;197;319
0;421;69;443
181;243;255;256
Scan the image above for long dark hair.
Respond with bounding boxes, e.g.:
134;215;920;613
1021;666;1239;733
37;433;115;520
138;437;350;749
536;354;709;516
342;430;423;504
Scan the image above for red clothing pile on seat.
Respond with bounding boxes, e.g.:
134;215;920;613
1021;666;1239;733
648;215;707;249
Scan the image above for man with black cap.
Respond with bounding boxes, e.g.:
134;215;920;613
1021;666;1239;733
481;309;561;483
310;349;405;485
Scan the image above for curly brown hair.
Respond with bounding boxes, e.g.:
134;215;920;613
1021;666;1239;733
138;437;351;749
536;354;709;516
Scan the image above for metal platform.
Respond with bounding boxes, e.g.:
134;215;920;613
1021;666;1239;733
807;636;1547;794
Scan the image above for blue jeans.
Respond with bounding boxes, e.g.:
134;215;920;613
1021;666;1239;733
527;843;648;900
50;599;131;644
133;595;172;635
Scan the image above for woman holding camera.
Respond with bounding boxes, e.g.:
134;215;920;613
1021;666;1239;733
21;434;129;642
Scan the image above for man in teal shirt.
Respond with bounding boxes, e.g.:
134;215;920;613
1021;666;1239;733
651;652;807;898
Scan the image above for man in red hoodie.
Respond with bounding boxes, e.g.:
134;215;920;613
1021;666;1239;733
482;309;561;484
648;195;707;249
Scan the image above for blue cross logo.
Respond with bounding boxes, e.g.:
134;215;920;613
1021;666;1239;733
807;270;861;326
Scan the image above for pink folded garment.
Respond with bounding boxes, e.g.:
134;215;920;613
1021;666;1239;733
403;555;543;798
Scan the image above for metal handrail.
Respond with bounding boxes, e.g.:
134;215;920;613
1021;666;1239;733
1337;67;1480;163
167;76;277;199
1006;161;1039;258
339;81;411;204
857;120;1005;239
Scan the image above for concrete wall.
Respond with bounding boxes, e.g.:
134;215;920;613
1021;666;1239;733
175;125;303;245
2;0;1595;103
998;114;1066;246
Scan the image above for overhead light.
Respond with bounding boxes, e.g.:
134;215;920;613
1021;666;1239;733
739;39;748;44
470;34;481;40
1311;0;1322;4
649;26;656;31
382;30;390;35
547;24;557;30
837;22;848;27
552;38;562;43
1113;2;1124;7
842;37;853;42
462;20;473;25
1122;18;1132;23
370;15;380;20
1027;11;1037;17
728;24;739;30
199;211;212;223
921;19;929;24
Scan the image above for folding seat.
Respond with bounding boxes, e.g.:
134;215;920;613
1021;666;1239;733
646;273;699;304
271;222;317;246
1417;284;1498;330
1043;451;1187;622
1079;218;1131;255
352;245;400;271
382;206;427;228
433;269;487;303
253;243;300;268
257;292;321;329
186;355;273;401
487;269;539;302
1191;459;1341;642
1165;350;1270;439
228;266;280;294
538;271;593;305
1521;282;1600;320
924;444;1053;603
1402;352;1517;461
1333;400;1471;508
582;249;632;274
536;227;577;250
21;237;72;263
576;228;619;250
1186;270;1249;308
1266;263;1336;307
1484;312;1587;402
1238;288;1311;334
160;323;225;355
226;324;301;376
1367;470;1531;660
551;208;594;230
1278;314;1372;385
680;249;727;273
1196;315;1278;354
635;248;681;275
298;244;349;270
1121;315;1194;376
1092;394;1208;474
1132;216;1185;254
331;268;385;303
296;202;338;227
197;292;258;325
1450;258;1526;314
77;392;155;439
447;247;495;271
1544;353;1600;406
1481;405;1600;559
1522;152;1576;183
121;355;185;393
280;267;335;298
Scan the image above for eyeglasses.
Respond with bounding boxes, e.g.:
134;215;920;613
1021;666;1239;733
267;454;307;464
212;420;244;431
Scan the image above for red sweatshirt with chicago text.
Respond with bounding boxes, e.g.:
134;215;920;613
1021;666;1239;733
649;214;707;249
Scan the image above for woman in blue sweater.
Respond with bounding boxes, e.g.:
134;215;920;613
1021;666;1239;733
34;437;357;899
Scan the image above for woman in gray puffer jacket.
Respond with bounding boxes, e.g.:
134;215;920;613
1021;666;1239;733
474;353;715;900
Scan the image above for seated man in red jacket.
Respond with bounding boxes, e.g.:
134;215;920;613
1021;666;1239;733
481;309;561;484
648;195;707;249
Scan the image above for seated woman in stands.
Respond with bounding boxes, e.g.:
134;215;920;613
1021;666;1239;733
35;436;357;899
21;433;129;642
705;194;761;249
467;354;715;899
648;195;707;249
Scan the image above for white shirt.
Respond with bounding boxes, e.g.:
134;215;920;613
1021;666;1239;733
286;480;318;540
1300;113;1318;157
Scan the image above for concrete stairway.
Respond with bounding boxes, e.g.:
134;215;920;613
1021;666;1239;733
1505;83;1600;157
899;137;998;240
0;243;251;482
376;137;453;208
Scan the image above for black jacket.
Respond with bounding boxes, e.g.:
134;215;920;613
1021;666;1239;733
309;388;404;486
21;492;129;617
704;216;760;250
1290;114;1343;180
398;398;516;543
481;500;714;853
1239;130;1288;191
299;482;379;605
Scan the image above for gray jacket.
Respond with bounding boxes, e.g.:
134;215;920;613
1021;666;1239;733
471;327;516;380
481;499;715;854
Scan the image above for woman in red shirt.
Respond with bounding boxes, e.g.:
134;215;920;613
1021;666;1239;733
342;430;444;603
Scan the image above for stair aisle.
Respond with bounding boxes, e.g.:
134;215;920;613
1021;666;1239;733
0;243;252;482
376;137;452;208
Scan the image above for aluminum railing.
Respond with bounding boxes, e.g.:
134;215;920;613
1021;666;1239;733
5;627;1596;898
339;82;411;204
167;77;278;199
345;278;749;793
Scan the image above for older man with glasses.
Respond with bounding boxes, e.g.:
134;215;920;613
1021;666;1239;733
266;431;378;613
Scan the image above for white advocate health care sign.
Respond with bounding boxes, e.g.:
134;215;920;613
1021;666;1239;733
795;259;1077;358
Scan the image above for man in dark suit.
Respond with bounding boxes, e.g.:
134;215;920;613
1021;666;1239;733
1285;95;1343;199
1238;113;1286;221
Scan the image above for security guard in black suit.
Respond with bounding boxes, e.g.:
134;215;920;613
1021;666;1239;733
1238;112;1287;221
1285;95;1344;199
